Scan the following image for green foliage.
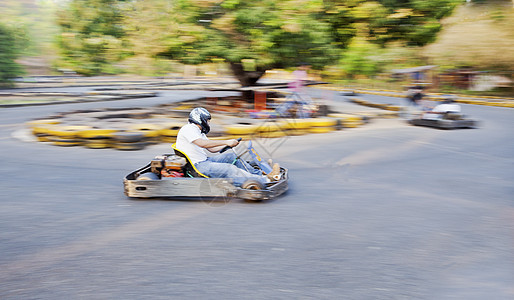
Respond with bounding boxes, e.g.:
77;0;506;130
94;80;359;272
339;38;383;78
369;0;460;46
0;23;25;86
56;0;127;76
152;0;339;70
53;0;462;80
1;0;63;58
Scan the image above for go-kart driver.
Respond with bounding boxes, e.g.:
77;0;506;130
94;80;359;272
423;97;461;120
175;107;281;186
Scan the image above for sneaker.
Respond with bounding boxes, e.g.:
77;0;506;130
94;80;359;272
261;159;274;175
266;163;281;181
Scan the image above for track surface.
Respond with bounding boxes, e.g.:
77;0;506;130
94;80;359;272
0;88;513;299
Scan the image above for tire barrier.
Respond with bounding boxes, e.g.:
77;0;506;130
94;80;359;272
83;138;113;149
320;85;514;108
25;99;375;150
225;123;260;136
305;117;338;134
77;128;118;139
112;131;146;144
349;98;406;114
113;141;149;151
327;113;367;128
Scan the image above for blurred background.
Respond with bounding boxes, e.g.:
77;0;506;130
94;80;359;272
1;2;513;299
1;0;513;95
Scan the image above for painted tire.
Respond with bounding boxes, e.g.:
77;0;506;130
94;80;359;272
286;129;310;136
328;113;363;122
46;125;92;139
159;129;180;137
78;129;118;139
225;124;259;135
307;118;337;127
114;142;148;151
31;124;56;135
256;122;282;133
308;126;336;134
112;131;146;143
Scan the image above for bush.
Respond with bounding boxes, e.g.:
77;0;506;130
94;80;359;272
0;23;24;86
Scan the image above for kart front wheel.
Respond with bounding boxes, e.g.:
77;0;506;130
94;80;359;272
241;179;264;190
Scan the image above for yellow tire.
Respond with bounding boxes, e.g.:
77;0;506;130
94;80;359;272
83;139;113;149
36;135;52;142
46;125;92;139
287;129;310;136
256;122;282;133
160;136;177;143
386;105;401;111
52;141;82;147
276;119;301;130
159;129;179;137
225;123;259;135
31;124;56;135
307;118;337;127
308;126;336;134
77;129;118;139
278;119;311;130
341;121;364;128
328;113;363;122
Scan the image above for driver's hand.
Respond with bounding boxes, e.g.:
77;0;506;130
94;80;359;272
226;139;239;147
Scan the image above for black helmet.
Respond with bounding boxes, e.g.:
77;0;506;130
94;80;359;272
189;107;211;134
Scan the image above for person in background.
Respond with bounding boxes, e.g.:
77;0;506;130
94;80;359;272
423;96;461;120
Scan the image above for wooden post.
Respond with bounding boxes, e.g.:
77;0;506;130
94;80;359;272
254;91;266;111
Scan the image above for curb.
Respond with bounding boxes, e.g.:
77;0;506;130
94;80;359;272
0;91;157;108
319;86;514;108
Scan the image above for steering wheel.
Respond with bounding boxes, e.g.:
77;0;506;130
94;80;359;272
219;138;242;153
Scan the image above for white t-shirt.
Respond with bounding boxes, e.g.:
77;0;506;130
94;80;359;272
175;123;208;164
432;103;461;113
424;103;461;120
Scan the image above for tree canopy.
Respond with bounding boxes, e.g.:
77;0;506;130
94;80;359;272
55;0;461;84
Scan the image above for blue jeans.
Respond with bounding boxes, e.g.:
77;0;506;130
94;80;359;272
195;152;267;186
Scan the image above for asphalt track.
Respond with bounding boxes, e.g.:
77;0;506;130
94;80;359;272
0;88;513;299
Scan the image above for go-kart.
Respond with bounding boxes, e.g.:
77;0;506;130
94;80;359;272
123;139;288;201
407;95;478;129
408;111;477;129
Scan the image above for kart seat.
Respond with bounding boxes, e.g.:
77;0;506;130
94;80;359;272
171;143;209;178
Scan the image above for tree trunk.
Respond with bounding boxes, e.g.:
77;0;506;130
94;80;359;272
229;62;266;87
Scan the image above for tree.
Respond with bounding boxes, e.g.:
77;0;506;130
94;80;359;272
55;0;461;83
339;37;383;78
370;0;461;46
126;0;340;86
0;23;25;86
56;0;127;76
